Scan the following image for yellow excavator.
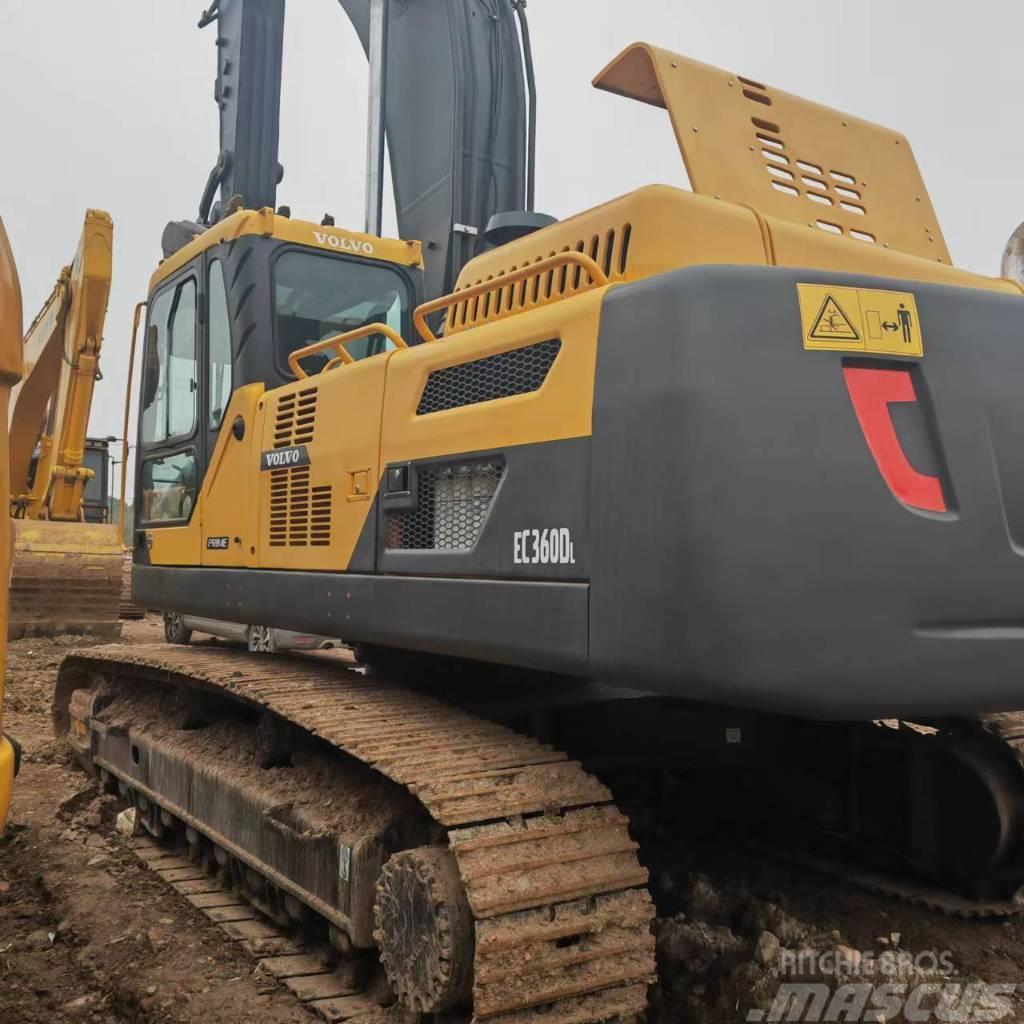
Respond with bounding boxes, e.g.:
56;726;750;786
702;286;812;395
0;218;24;826
50;3;1024;1021
7;210;122;640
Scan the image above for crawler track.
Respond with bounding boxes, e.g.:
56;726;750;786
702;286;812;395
126;832;382;1021
56;644;656;1024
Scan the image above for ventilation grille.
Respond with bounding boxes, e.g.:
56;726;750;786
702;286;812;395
744;80;877;245
417;339;561;416
385;459;505;551
269;467;332;548
274;385;318;448
447;225;632;335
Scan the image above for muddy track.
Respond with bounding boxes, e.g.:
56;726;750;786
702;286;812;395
56;643;657;1024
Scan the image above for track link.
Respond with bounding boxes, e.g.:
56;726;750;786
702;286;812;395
56;644;656;1024
127;832;380;1020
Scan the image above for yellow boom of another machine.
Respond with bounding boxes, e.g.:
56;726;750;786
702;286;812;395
7;210;121;639
0;218;24;824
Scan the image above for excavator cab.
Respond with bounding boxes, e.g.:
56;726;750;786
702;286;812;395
132;211;423;559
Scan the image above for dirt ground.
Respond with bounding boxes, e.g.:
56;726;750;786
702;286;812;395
3;620;1024;1023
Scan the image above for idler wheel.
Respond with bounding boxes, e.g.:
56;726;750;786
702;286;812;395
373;847;473;1013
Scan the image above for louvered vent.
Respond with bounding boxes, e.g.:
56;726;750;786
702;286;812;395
385;459;505;551
269;386;330;548
417;339;561;415
446;225;631;335
269;467;332;547
274;386;318;447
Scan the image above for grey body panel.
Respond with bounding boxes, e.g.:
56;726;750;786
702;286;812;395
590;265;1024;719
136;566;587;676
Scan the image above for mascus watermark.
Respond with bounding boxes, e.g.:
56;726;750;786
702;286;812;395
746;982;1015;1023
746;948;1015;1022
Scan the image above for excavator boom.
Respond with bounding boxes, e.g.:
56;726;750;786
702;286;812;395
7;210;121;639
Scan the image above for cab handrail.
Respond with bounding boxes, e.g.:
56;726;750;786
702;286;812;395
413;251;609;342
288;322;408;378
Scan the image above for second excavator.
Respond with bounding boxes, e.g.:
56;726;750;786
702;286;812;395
8;210;122;639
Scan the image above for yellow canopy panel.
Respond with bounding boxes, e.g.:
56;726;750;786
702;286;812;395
593;43;950;265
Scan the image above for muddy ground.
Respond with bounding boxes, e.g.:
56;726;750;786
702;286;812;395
2;620;1024;1023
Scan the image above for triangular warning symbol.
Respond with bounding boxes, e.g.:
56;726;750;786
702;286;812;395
809;295;860;342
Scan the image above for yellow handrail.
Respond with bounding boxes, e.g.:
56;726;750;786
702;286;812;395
413;251;610;343
288;322;408;379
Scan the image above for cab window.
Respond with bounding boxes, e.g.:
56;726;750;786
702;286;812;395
207;260;233;429
141;277;198;445
274;250;409;374
141;450;198;523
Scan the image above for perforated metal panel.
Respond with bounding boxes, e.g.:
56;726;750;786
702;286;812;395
417;340;561;415
593;43;950;264
385;459;505;551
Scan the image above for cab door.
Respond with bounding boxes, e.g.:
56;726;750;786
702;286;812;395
199;253;261;568
136;261;203;566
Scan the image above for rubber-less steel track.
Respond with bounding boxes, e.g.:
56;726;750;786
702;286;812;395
57;644;656;1024
778;714;1024;919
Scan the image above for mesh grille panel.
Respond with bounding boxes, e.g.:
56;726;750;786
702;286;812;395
385;459;505;551
417;339;560;415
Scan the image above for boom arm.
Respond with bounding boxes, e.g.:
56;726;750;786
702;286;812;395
197;0;285;224
194;0;530;298
8;210;113;521
339;0;529;297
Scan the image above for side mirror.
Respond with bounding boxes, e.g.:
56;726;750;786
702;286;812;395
141;324;160;409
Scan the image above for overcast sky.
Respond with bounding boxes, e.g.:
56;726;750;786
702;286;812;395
1;0;1022;465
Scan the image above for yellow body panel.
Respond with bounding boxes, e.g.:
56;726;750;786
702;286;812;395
147;516;203;568
200;384;265;568
451;188;1017;353
764;215;1021;295
449;186;767;335
256;357;388;570
0;218;24;825
0;736;14;826
151;208;423;292
593;43;950;264
383;291;606;467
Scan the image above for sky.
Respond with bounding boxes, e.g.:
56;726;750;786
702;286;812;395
1;0;1022;474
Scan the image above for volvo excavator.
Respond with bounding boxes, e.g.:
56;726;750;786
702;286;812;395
48;2;1024;1021
8;210;123;639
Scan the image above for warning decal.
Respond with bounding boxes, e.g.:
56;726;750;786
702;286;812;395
797;284;923;357
809;295;860;342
